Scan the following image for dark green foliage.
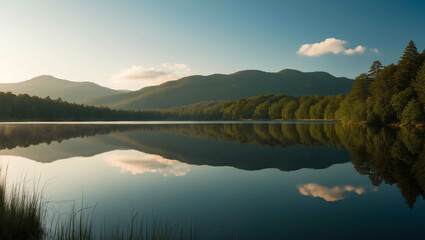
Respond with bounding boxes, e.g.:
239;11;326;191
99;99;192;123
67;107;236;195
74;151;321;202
324;95;345;119
350;73;372;102
368;61;383;79
339;40;425;125
401;100;424;123
281;101;299;120
367;64;399;123
393;40;421;91
0;92;160;121
413;62;425;108
336;74;372;122
253;101;272;119
295;96;321;119
390;87;415;120
310;96;331;119
268;97;288;119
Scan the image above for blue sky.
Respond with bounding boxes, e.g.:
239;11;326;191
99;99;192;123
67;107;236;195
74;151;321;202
0;0;424;90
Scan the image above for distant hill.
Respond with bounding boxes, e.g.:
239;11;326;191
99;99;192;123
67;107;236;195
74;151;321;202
0;75;126;103
83;69;353;110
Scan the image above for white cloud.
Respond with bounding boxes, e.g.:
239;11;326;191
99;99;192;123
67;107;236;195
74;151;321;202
370;48;380;54
298;183;366;202
297;38;366;56
110;63;191;90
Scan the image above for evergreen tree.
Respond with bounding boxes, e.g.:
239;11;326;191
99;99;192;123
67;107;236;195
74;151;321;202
350;73;372;102
393;40;421;91
336;73;371;122
390;87;415;121
368;61;383;79
401;100;424;124
413;61;425;108
367;64;398;123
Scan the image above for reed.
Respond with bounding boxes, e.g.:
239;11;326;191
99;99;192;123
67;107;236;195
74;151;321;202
0;167;45;239
0;166;214;240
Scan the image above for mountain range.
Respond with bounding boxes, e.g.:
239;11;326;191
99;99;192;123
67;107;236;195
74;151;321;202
0;75;126;103
0;69;353;110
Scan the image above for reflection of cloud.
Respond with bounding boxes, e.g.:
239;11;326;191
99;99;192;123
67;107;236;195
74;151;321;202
298;183;366;202
106;151;190;176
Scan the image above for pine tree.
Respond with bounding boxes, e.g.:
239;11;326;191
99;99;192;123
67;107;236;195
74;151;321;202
368;61;383;79
351;73;372;102
367;64;398;123
394;40;421;91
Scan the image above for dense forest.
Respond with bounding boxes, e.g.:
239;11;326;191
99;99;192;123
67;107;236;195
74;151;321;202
159;41;425;125
158;94;345;121
0;92;161;121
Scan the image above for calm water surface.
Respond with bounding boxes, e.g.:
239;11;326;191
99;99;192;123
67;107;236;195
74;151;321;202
1;122;424;239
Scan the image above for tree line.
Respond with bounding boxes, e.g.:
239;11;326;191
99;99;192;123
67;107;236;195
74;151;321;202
160;40;425;125
0;92;162;121
159;94;346;121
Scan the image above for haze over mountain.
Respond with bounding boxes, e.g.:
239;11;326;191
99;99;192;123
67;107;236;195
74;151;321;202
83;69;353;110
0;75;126;103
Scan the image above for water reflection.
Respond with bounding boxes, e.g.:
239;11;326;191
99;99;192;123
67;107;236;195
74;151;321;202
105;150;190;176
298;183;367;201
0;123;424;208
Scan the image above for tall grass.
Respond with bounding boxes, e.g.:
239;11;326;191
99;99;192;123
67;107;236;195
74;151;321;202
0;167;203;240
49;206;198;240
0;167;46;239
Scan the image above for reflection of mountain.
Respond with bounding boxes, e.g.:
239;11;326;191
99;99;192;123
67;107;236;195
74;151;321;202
1;123;425;208
0;123;349;171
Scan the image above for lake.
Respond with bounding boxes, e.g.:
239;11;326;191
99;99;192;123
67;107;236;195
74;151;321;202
1;122;425;239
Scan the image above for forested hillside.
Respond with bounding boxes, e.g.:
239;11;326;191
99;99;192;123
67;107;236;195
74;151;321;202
158;41;425;125
83;69;353;110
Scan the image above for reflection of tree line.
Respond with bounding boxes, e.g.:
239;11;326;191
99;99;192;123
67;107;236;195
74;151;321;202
1;123;424;208
348;127;425;208
117;123;425;208
0;124;142;149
